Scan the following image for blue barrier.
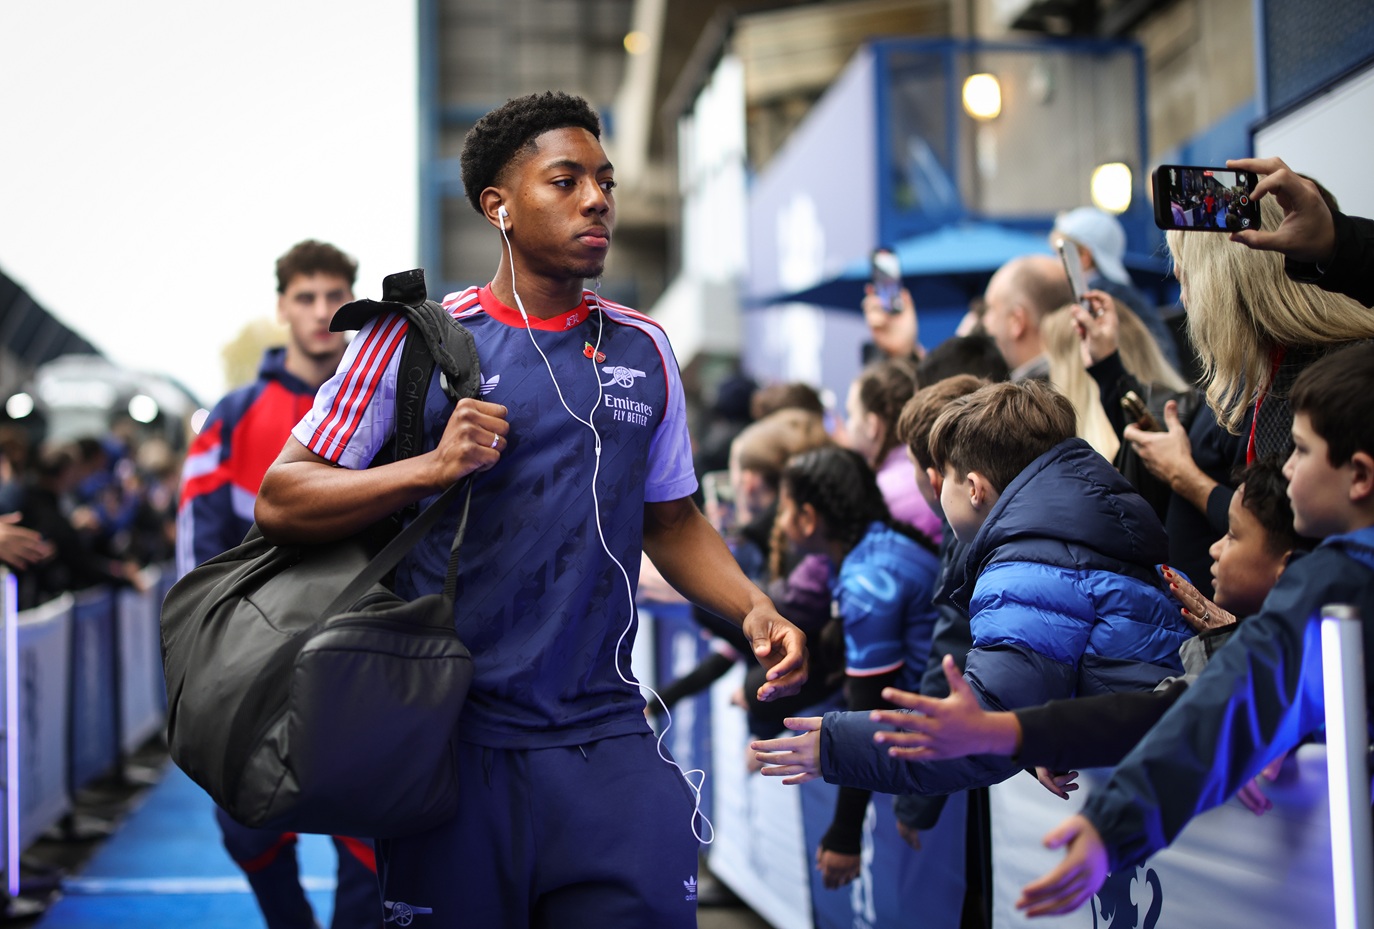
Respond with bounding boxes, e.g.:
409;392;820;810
8;595;75;855
799;747;966;929
67;589;120;793
116;569;164;755
988;748;1338;929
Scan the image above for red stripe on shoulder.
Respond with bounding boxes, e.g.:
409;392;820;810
442;287;483;318
313;314;408;458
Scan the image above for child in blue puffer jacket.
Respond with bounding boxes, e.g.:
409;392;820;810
753;380;1193;798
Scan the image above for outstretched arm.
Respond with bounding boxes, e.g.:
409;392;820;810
643;497;808;701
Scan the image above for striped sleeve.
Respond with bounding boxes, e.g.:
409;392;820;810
292;313;409;470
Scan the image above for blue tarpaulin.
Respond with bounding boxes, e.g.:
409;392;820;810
766;221;1170;311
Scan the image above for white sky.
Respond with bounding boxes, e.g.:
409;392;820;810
0;1;419;407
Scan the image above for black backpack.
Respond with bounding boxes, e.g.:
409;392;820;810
161;269;482;838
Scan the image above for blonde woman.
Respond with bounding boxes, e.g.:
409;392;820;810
1168;193;1374;452
1043;307;1121;461
1045;302;1190;462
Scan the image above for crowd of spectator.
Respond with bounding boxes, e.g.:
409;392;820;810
7;152;1372;925
0;420;177;611
674;156;1374;920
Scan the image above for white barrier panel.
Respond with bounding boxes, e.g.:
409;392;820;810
989;745;1337;929
1;594;75;859
704;662;814;929
116;568;165;753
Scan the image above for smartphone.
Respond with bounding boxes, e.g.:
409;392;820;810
871;247;902;313
1054;236;1088;304
1151;165;1261;233
1121;391;1161;431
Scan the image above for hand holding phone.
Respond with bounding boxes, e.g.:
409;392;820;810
1055;237;1088;304
1121;391;1161;431
1224;156;1337;264
1152;165;1261;233
871;247;903;314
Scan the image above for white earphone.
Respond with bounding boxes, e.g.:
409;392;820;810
493;212;713;844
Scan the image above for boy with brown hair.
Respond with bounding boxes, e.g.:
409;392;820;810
754;379;1192;797
1019;341;1374;917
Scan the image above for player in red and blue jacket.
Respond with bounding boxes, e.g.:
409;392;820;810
175;240;381;929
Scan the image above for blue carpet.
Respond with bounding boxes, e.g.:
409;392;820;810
37;766;341;928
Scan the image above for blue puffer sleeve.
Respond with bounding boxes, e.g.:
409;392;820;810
969;561;1095;665
819;707;1023;796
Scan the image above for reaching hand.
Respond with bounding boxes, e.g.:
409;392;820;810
816;847;862;890
1226;157;1337;265
1235;753;1286;816
1035;767;1080;799
742;606;809;701
0;514;53;570
1162;564;1237;633
1017;814;1110;917
868;654;1021;760
751;717;823;785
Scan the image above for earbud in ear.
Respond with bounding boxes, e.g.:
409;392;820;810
498;205;509;229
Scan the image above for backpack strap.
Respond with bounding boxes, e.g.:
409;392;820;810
332;270;482;521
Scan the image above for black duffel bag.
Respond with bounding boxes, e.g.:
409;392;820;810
161;269;480;838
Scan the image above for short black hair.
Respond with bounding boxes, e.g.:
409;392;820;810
916;334;1010;387
1236;456;1311;556
460;91;602;214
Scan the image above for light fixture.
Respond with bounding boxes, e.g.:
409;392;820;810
4;393;33;420
623;31;649;55
1091;162;1132;214
128;394;160;424
962;74;1001;121
190;408;211;435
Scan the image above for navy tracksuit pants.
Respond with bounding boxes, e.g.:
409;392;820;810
376;732;700;928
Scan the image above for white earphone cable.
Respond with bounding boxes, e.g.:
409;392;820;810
498;219;714;844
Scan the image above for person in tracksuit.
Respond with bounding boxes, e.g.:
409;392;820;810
254;93;809;929
177;240;379;929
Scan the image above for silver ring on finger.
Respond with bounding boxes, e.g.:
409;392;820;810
491;434;500;449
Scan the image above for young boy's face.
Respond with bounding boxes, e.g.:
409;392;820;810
1284;412;1356;539
1209;483;1286;616
909;449;942;513
939;465;989;543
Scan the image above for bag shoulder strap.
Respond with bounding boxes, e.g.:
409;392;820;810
320;476;472;619
313;268;484;617
332;269;483;522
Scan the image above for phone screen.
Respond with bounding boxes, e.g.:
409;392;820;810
1152;165;1260;233
871;248;902;313
1055;237;1088;304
